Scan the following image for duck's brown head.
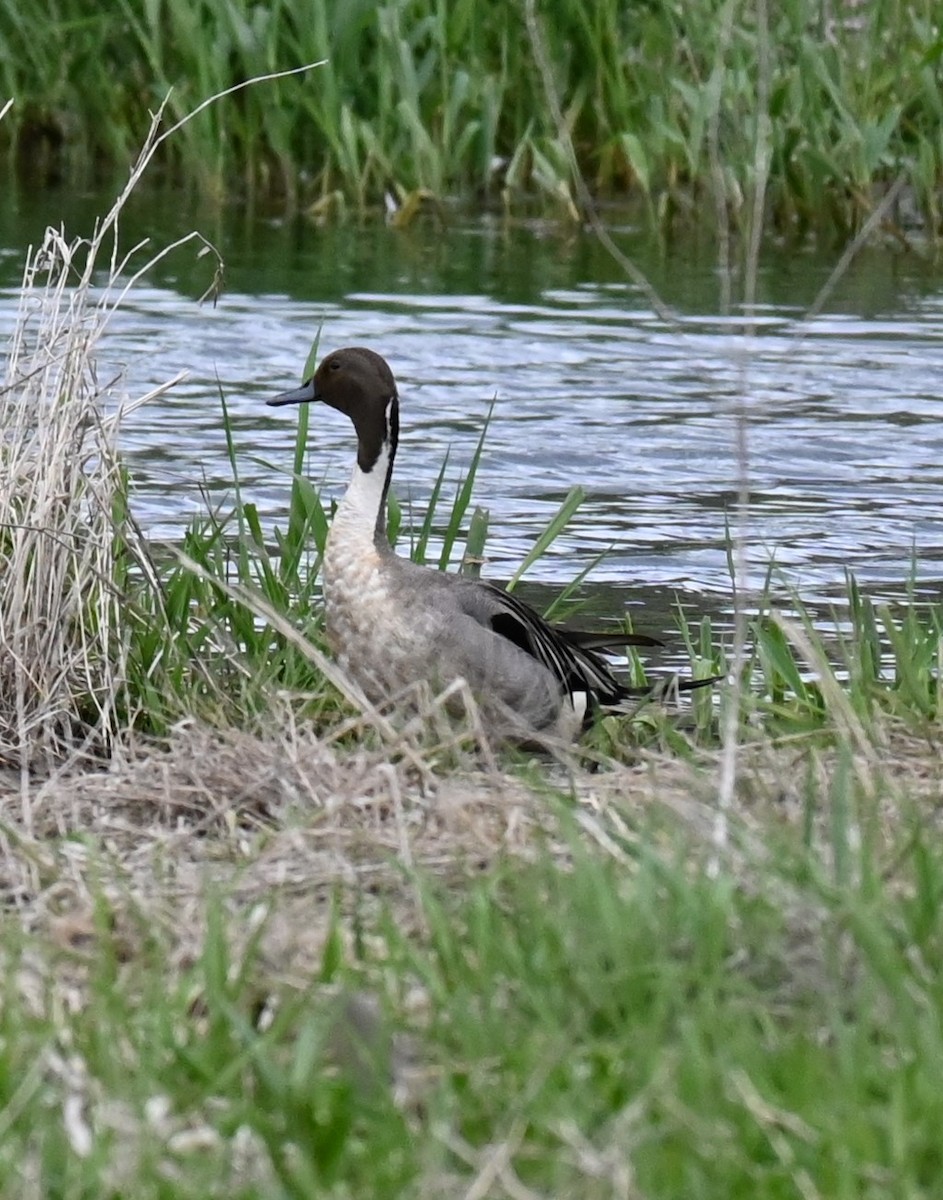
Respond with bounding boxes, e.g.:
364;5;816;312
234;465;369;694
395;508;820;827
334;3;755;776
268;346;398;472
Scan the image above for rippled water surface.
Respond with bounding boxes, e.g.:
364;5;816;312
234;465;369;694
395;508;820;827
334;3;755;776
3;190;943;633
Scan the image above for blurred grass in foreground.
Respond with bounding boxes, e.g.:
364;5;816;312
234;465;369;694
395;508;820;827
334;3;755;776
3;768;943;1197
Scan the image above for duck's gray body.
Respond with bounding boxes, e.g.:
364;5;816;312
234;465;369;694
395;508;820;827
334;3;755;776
268;346;713;739
323;482;567;732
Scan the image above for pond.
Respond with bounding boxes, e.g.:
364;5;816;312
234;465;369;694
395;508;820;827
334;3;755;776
2;186;942;646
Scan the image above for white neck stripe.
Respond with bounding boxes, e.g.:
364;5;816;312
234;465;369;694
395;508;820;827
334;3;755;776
335;437;390;539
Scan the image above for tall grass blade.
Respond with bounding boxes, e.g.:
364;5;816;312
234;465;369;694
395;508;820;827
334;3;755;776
507;486;585;591
437;400;494;571
413;450;450;565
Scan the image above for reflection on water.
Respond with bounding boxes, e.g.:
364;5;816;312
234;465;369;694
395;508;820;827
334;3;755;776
2;194;943;643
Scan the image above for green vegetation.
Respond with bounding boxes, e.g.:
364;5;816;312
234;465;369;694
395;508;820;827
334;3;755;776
5;786;943;1197
4;211;943;1199
2;0;942;232
4;83;943;1198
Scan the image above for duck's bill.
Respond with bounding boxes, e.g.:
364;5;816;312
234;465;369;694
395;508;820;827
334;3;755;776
267;379;319;407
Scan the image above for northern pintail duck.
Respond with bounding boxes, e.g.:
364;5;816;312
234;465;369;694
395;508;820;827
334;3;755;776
268;347;717;740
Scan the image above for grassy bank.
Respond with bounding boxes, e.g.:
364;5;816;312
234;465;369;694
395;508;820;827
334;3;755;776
2;0;942;233
3;138;943;1198
4;733;943;1198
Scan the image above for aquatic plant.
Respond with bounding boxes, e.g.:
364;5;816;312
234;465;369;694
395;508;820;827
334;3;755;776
0;0;940;234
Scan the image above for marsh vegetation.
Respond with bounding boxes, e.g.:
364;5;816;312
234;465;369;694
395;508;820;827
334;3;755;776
2;5;943;1195
2;0;941;234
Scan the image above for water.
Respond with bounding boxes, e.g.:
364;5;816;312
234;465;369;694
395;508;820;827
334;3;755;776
3;187;943;641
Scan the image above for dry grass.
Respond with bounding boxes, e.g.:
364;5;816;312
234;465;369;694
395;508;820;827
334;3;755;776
0;719;687;963
0;222;209;779
0;227;130;773
2;713;938;985
0;93;237;779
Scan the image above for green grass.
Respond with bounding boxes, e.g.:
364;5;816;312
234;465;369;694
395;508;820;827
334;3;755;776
5;133;943;1200
4;782;943;1198
1;0;941;233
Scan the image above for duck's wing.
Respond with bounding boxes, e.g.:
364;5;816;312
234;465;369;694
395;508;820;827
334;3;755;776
454;579;631;711
453;578;721;717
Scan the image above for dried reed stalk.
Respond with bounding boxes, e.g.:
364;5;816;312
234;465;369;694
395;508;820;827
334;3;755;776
0;228;133;775
0;65;320;782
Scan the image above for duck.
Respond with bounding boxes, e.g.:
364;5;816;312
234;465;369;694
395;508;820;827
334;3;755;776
268;346;718;740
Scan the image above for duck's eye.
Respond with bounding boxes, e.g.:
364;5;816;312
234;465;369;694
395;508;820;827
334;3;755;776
328;359;342;372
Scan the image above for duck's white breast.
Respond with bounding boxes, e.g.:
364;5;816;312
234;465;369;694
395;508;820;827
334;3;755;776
321;522;425;702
